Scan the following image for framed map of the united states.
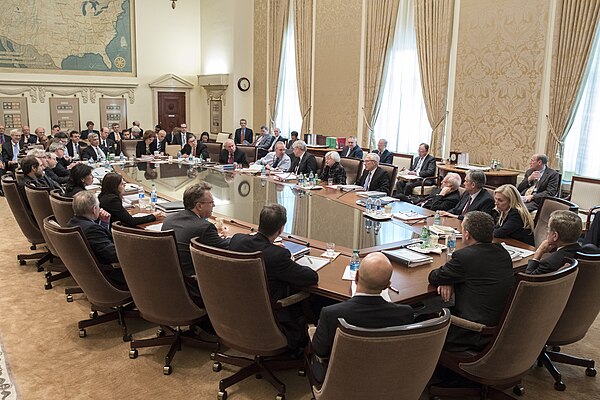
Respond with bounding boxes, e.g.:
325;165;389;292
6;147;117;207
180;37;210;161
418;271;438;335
0;0;136;76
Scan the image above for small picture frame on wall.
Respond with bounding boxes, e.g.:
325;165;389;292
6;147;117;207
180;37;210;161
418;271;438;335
50;97;80;132
0;97;29;129
100;98;127;131
210;99;222;134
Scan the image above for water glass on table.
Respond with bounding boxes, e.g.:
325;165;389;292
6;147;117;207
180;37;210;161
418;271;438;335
326;242;336;258
327;178;334;186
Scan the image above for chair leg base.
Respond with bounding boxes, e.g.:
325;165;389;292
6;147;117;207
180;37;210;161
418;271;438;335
17;252;48;267
429;384;517;400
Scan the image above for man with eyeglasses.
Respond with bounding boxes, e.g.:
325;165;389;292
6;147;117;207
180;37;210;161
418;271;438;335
355;153;390;194
440;170;494;220
162;182;230;305
341;136;363;160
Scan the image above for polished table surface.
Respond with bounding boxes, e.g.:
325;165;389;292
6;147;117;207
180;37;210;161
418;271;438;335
437;163;520;187
116;160;534;304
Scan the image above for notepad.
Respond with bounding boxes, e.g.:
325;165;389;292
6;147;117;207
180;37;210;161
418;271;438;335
282;241;311;260
296;255;330;271
382;248;433;268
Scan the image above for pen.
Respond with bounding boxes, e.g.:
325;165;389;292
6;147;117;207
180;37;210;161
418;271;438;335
388;286;399;294
305;256;313;264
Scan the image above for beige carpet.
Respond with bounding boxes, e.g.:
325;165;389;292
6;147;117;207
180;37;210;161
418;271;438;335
0;196;599;399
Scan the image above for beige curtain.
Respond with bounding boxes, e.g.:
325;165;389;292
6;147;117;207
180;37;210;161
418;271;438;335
268;0;290;126
414;0;455;157
363;0;400;150
547;0;600;169
294;0;313;136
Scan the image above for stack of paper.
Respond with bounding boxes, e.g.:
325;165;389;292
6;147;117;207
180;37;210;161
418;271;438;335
393;211;428;221
382;248;433;267
501;243;535;262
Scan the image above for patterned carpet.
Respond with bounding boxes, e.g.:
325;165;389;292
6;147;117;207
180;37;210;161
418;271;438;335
0;338;18;400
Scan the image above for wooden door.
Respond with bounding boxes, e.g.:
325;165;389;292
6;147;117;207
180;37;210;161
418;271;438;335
157;92;186;133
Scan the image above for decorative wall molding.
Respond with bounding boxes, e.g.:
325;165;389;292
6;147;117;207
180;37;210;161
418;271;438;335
0;80;138;104
148;74;194;129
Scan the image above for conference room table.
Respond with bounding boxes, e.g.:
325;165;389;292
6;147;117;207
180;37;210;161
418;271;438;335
115;159;535;306
437;163;520;187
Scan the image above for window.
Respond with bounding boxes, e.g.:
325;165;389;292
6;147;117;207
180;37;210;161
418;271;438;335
274;3;302;139
372;0;431;155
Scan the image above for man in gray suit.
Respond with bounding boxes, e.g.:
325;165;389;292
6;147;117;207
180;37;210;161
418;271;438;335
517;153;560;212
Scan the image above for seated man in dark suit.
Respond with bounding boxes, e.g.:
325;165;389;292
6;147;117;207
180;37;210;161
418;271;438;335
99;127;117;155
68;190;127;289
252;125;274;159
80;133;107;162
219;139;249;166
19;125;38;147
154;129;169;155
80;120;99;140
372;138;393;164
229;203;319;351
26;149;63;192
266;127;286;153
441;170;494;220
2;129;22;173
310;252;414;383
419;172;462;211
395;142;437;197
181;134;209;159
355;153;390;194
162;182;230;305
526;210;583;274
288;140;318;176
340;136;364;159
429;211;514;352
234;118;253;145
516;153;560;212
66;130;87;160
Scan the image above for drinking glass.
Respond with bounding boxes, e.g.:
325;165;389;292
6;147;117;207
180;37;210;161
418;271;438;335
326;242;336;257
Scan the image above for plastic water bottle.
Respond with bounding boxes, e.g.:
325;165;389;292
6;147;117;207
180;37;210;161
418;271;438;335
138;187;145;204
313;174;319;186
150;183;158;210
308;171;314;186
119;152;124;162
433;210;441;226
261;165;266;177
349;250;360;273
177;151;182;162
366;196;374;214
297;173;304;187
447;231;457;257
375;198;382;215
420;226;430;249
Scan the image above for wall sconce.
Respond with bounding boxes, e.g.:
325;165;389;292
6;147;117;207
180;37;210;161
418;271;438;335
171;0;177;9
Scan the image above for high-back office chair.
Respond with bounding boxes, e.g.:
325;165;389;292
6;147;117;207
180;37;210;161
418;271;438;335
237;144;257;164
378;163;398;196
205;142;223;161
43;216;135;341
569;176;600;231
190;240;307;400
120;139;140;158
165;144;181;157
538;252;600;391
391;152;414;172
314;155;324;177
429;260;579;399
411;157;441;198
111;223;217;375
533;197;579;246
339;158;363;185
49;189;74;227
311;310;450;400
1;175;49;269
216;132;231;143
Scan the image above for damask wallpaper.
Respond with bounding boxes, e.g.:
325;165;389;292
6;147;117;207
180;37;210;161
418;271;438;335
313;0;362;137
451;0;549;169
253;0;268;129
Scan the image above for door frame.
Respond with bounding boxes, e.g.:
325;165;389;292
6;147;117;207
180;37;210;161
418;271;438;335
149;74;194;130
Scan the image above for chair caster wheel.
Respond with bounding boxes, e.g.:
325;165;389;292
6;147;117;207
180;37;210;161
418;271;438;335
31;245;37;250
89;310;98;319
163;365;173;375
551;346;561;352
122;334;132;342
276;394;285;400
44;283;52;290
217;390;228;400
212;362;222;372
129;349;138;359
513;384;524;396
156;328;165;337
586;367;597;377
45;271;52;279
66;294;73;302
554;381;566;391
210;352;216;360
19;259;26;265
298;368;306;377
79;329;86;338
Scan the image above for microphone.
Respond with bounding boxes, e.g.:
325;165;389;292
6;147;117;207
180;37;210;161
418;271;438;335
336;186;361;199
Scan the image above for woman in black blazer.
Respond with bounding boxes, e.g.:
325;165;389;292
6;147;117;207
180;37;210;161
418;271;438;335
493;184;535;246
98;173;160;228
181;134;209;160
135;130;156;158
63;164;94;198
319;151;346;184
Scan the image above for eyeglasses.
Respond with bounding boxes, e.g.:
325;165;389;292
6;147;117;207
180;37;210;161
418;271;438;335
200;200;215;206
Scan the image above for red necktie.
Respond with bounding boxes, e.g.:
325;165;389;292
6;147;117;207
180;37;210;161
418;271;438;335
192;146;196;157
461;196;472;216
228;153;233;164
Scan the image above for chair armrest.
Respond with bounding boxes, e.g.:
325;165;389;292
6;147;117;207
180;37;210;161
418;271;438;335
450;315;496;336
276;291;310;308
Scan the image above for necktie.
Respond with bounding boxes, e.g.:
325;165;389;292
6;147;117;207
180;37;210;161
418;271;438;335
0;135;4;145
414;158;424;174
346;148;351;157
461;195;472;216
242;129;245;142
75;144;79;156
95;146;106;161
363;172;372;190
272;156;280;169
13;143;18;161
192;146;196;157
181;134;185;148
228;152;233;164
157;140;161;152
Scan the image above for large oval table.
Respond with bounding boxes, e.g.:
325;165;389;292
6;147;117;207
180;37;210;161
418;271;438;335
437;163;520;187
116;160;534;305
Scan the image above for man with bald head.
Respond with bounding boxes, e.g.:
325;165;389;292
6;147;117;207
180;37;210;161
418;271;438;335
516;153;560;212
310;252;414;382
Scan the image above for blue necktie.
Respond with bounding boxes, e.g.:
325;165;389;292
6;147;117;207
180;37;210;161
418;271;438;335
13;143;19;161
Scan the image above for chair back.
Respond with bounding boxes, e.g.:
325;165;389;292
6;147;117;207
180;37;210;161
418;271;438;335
205;142;222;162
570;176;600;213
533;197;579;246
237;144;257;164
189;240;289;356
216;132;231;144
165;144;181;157
314;155;324;177
49;189;74;227
43;216;130;307
548;252;600;345
378;163;398;196
1;175;44;246
24;184;58;256
111;222;204;326
456;261;578;383
314;310;451;400
121;139;140;158
391;152;414;171
339;157;363;185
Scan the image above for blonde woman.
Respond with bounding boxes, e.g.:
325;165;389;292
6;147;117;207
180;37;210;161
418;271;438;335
493;184;535;246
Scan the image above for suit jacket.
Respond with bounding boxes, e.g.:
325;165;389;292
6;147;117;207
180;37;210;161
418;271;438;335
422;188;461;212
181;142;209;159
254;134;274;150
80;129;99;140
162;209;230;277
493;208;534;246
52;161;70;179
44;168;68;186
0;134;10;145
19;134;38;146
288;152;318;175
341;145;364;160
267;135;286;152
171;132;188;147
429;242;514;352
99;138;117;154
355;167;390;194
219;148;249;166
411;154;437;178
312;296;414;359
66;141;87;158
319;162;346;185
448;189;495;219
153;138;168;154
81;145;106;161
68;215;118;266
98;193;156;228
234;127;254;144
135;141;153;158
373;149;393;165
255;151;291;171
517;167;560;206
2;141;20;165
585;214;600;247
526;243;582;275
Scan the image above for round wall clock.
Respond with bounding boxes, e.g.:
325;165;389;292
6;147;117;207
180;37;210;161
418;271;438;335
238;181;251;197
237;77;251;92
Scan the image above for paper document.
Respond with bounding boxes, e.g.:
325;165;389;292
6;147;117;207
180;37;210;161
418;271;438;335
296;255;330;271
393;211;429;221
351;281;392;302
145;223;163;232
501;243;535;261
